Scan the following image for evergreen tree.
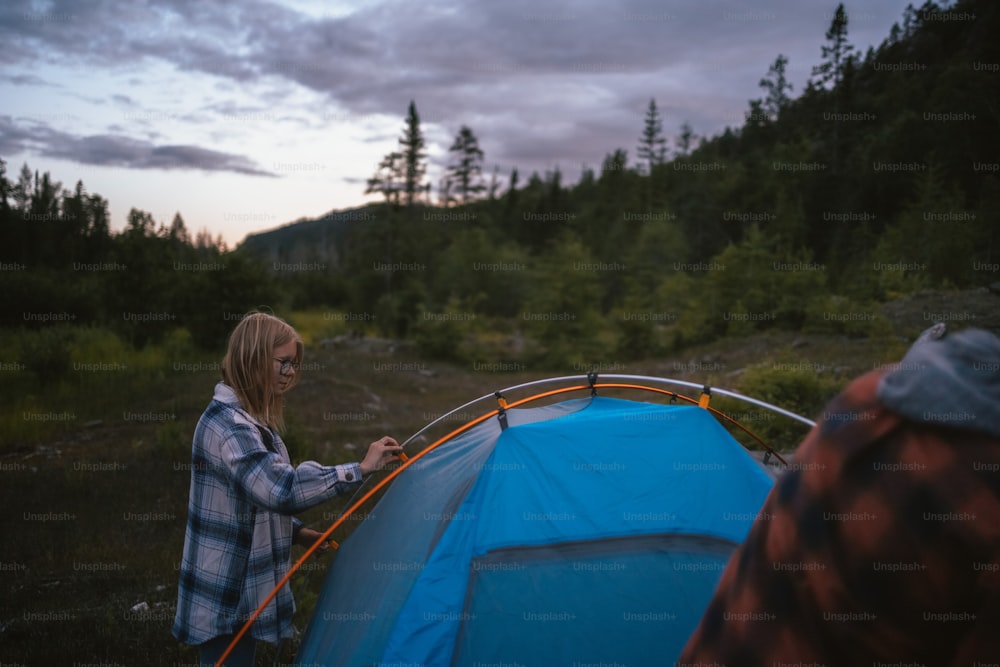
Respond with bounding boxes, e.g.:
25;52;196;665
438;175;454;206
503;167;520;220
59;180;89;262
365;151;404;206
85;192;111;259
636;98;667;175
811;4;855;89
0;158;9;215
759;54;794;121
169;212;190;245
487;165;502;201
811;4;856;177
399;100;428;207
445;125;486;204
507;167;519;198
13;163;33;212
675;122;699;157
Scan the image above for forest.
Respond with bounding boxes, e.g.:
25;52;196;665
2;0;997;376
1;3;998;663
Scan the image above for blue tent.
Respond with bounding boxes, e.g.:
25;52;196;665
293;378;792;666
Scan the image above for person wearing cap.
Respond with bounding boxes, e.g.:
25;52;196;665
678;325;1000;665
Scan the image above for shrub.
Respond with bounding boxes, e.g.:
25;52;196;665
733;361;843;451
803;294;893;338
20;325;76;386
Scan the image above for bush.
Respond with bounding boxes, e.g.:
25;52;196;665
803;294;892;338
734;361;844;451
411;298;475;362
20;325;76;386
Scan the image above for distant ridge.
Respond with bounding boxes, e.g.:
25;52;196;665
239;203;384;267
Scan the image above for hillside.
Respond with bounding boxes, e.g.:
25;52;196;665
230;0;998;355
240;203;384;267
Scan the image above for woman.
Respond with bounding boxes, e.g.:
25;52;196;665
172;311;401;666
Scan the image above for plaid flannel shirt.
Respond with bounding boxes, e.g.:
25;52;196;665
678;369;1000;666
172;382;363;645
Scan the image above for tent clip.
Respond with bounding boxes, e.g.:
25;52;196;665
587;371;599;397
495;391;509;430
698;385;712;408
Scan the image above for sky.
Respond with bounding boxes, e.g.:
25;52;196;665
0;0;916;247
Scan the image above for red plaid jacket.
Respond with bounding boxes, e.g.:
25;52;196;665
678;369;1000;666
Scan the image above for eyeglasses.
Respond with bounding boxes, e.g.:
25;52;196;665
273;357;299;376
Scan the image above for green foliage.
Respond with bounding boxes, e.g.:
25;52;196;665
694;226;827;339
803;294;892;338
520;233;611;369
0;324;214;449
738;361;842;419
652;271;700;350
870;165;980;295
637;98;667;175
444;125;486;205
20;324;76;386
411;296;476;362
613;293;664;360
286;310;353;346
735;361;844;450
3;8;998;662
811;2;855;89
759;54;794;120
3;0;996;368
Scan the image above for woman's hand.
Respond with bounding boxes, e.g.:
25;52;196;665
359;436;403;476
295;527;331;554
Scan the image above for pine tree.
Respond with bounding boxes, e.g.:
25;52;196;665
0;158;9;215
675;122;699;157
13;163;32;212
445;125;486;204
636;98;667;175
636;100;668;210
811;5;856;177
399;100;428;208
438;175;454;206
759;54;793;121
811;4;855;90
169;212;190;244
365;151;403;206
487;165;502;201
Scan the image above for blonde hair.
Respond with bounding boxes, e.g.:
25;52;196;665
221;311;303;431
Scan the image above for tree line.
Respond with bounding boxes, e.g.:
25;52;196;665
3;0;997;371
0;160;274;351
262;0;995;364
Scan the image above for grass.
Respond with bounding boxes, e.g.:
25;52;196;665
2;293;985;665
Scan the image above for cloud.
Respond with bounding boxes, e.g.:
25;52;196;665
0;73;56;87
0;0;913;183
0;116;277;176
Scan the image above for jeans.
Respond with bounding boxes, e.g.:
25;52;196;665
197;633;256;667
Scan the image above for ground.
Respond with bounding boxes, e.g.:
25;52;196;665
1;288;996;665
